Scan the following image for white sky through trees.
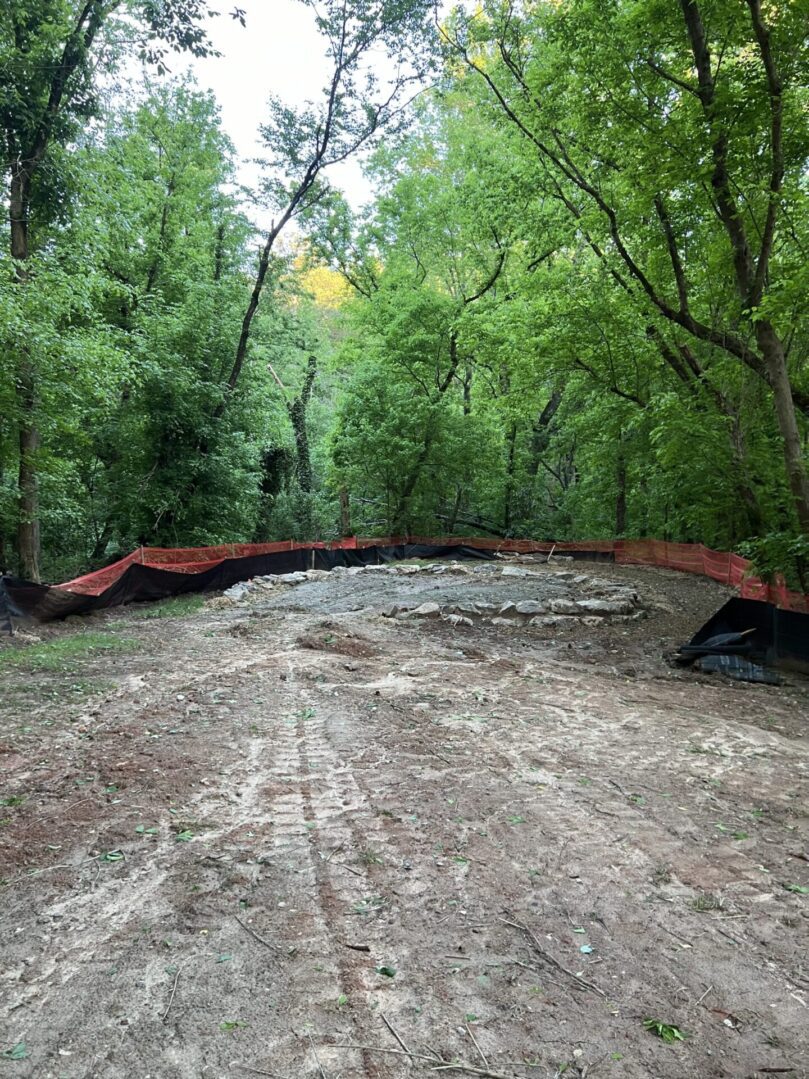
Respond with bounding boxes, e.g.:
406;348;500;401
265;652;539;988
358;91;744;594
163;0;384;218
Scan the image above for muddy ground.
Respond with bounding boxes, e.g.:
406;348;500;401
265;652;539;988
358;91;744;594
1;558;808;1079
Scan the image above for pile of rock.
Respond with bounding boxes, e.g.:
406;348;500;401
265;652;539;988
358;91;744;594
221;560;473;601
382;590;644;629
219;560;646;628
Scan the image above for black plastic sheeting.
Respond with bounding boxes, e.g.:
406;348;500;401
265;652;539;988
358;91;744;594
684;597;809;672
1;544;501;625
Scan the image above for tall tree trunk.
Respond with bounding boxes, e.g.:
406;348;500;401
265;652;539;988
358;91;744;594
446;486;464;533
503;422;518;533
392;422;436;534
615;443;627;535
10;170;41;581
339;487;351;537
755;322;809;532
287;356;317;493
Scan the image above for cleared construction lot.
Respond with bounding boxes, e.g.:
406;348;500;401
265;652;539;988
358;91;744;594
1;559;808;1079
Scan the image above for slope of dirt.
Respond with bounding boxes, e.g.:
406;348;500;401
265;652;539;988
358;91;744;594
1;561;808;1079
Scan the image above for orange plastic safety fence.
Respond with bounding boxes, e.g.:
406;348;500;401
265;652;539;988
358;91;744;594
54;535;809;613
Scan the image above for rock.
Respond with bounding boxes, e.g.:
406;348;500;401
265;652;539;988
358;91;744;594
581;616;602;627
443;614;473;627
490;617;516;627
572;574;589;585
223;583;251;601
453;603;480;616
277;571;308;585
498;602;517;616
396;565;420;575
304;569;330;581
576;598;635;616
551;570;577;581
515;600;546;615
408;602;441;618
380;605;401;618
346;566;364;576
501;566;529;577
549;598;581;615
529;616;559;628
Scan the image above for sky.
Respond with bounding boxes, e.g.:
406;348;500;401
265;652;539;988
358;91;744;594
160;0;383;218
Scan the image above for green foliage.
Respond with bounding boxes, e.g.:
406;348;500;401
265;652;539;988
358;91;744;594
738;533;809;592
0;633;138;672
643;1019;687;1044
1;0;807;581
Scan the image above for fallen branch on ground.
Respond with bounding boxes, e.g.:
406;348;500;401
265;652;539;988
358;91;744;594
501;916;606;997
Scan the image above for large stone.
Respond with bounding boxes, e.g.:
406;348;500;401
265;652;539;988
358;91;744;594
549;598;581;615
498;602;517;616
501;566;529;577
515;600;546;615
277;571;309;585
529;616;559;628
223;582;251;601
408;602;442;618
576;598;635;616
490;616;516;627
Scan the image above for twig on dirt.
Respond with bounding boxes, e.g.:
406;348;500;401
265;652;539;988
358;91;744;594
381;1012;411;1055
444;954;472;960
714;926;744;946
162;966;181;1023
334;1045;443;1062
580;1053;608;1078
342;941;371;952
235;914;279;954
1;858;94;888
511;958;565;992
331;1046;519;1079
333;860;363;877
465;1024;489;1069
235;1066;293;1079
430;1063;517;1078
428;748;455;766
554;838;570;871
695;984;713;1006
29;795;95;826
501;917;605;997
308;1033;328;1079
321;844;343;863
659;925;692;947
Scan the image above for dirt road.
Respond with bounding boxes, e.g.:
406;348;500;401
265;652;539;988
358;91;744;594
1;561;808;1079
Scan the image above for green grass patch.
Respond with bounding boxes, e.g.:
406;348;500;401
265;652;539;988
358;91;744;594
133;594;206;620
0;633;139;672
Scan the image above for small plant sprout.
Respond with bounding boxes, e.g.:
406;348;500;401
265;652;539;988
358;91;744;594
643;1018;686;1044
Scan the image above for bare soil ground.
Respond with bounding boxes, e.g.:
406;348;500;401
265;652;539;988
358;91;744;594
1;559;808;1079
